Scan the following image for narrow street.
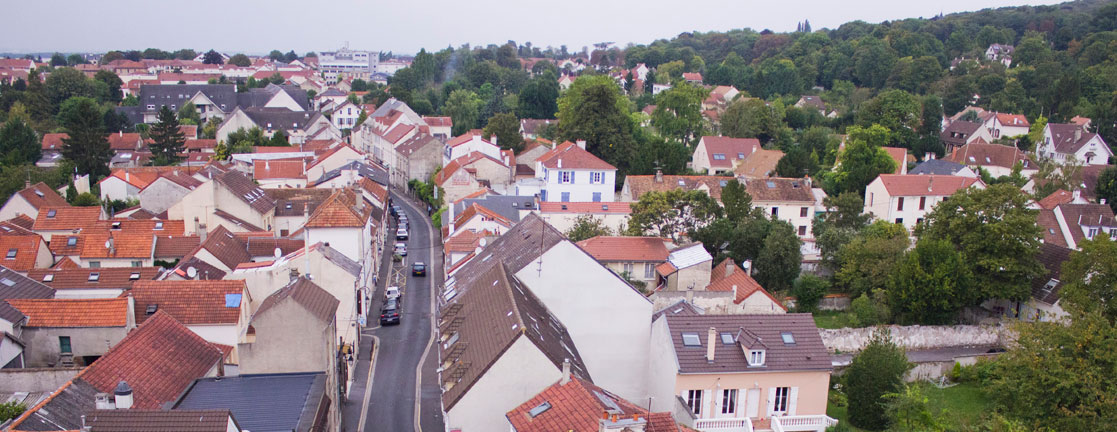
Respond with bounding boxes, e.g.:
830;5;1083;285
343;191;444;432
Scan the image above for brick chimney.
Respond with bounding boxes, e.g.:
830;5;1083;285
706;327;716;363
725;262;735;278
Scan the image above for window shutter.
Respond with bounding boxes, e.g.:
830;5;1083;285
701;389;711;418
788;387;799;415
766;387;776;417
714;389;722;414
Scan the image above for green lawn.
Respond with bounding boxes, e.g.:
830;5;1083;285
827;382;992;431
813;310;857;329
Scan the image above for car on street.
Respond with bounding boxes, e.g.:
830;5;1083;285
412;262;426;276
385;286;400;300
396;227;408;240
390;205;400;217
379;298;401;325
394;242;407;256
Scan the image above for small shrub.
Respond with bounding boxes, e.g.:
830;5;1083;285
793;274;829;313
0;401;26;422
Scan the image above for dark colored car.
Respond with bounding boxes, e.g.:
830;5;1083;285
379;298;401;325
412;262;426;276
390;205;400;217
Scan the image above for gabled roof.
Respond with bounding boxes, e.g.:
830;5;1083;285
664;313;830;373
945;141;1033;169
304;189;372;228
33;206;101;231
743;177;814;202
7;298;129;327
80;231;155;259
519;119;554;136
41;133;67;151
14;182;69;210
395;133;441;156
1047;123;1107;154
454;203;512;228
85;409;237;432
1036;209;1068;248
434;152;507;186
698;136;760;168
1038;189;1075;210
734;148;785;178
909;159;969;176
253;276;338;323
4;214;35;231
154;235;201;259
253;159;305;180
995;113;1029;128
708;259;785;309
214;170;276;214
1054;203;1117;245
266;187;333;217
187;225;252;270
666;243;712;270
440;261;590;411
130;280;246;325
1031;242;1072;305
28;267;161;290
507;377;685;432
624;175;729;201
305;143;359;171
940;120;983;147
874;174;983;197
576;236;671;262
0;233;44;271
172;373;326;432
0;264;54;324
537;141;615;170
423;116;453;127
449;213;565;290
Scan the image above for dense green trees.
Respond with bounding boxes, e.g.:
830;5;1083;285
58;97;111;178
564;215;614;243
845;329;912;430
481;113;523;153
829;125;897;195
556;76;637;175
0;116;40;165
650;83;707;144
149;106;185;165
516;71;560;119
444;89;482;136
626;189;722;242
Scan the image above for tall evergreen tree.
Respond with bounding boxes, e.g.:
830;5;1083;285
58;97;111;178
149;105;185;165
0;117;40;165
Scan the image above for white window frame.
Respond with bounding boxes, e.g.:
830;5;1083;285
749;349;765;366
686;390;704;416
591;171;603;184
623;262;634;275
559;171;572;184
644;262;655;279
721;389;738;415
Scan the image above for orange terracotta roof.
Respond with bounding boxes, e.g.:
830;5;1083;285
1038;189;1075;210
455;203;512;228
0;234;43;271
29;267;160;290
33;206;101;231
537;201;631;214
446;129;486;147
444;229;493;254
883;147;908;172
707;259;785;309
253;159;305;180
51;256;80;269
185;138;217;150
41;133;68;150
6;298;129;327
876;174;983;197
80;231;155;259
16;182;69;210
506;377;683;432
4;214;35;231
434;152;507;186
304;189;371;228
130;280;246;325
576;236;670;262
537;141;615;170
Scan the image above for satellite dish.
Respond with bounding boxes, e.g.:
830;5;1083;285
479;238;487;247
274;247;283;258
186;267;197;279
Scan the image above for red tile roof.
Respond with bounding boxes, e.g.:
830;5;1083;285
537;141;615;170
130;280;246;325
28;267;161;290
4;214;35;231
682;72;703;82
576;236;670;262
253;159;305;180
883;147;908;171
185;138;217;150
434;152;507;186
0;234;43;271
80;231;155;259
154;235;201;258
699;136;760;168
41;133;67;151
708;259;785;308
876;174;983;197
537;202;631;214
624;175;729;201
996;113;1029;128
454;203;512;228
944;142;1033;169
16;182;69;210
33;206;102;231
447;129;486;147
1038;189;1075;210
7;298;130;327
443;229;494;254
107;132;144;151
423;116;452;127
506;377;684;432
304;189;372;228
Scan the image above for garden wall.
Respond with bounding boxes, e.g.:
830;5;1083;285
819;324;1008;353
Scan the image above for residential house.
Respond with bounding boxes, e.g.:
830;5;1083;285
1036;189;1090;210
707;259;785;314
215;107;337;146
0;182;68;221
516;138;554;166
621;172;728;203
137;171;203;214
84;410;243;432
519;119;555;140
172;373;335;432
28;267;161;299
1038;123;1113;165
940;120;993;154
734;149;785;179
883;147;909;175
506;375;690;432
439;260;592;432
32;206;104;242
129;279;252;362
576;236;673;288
305;144;364;181
944;141;1036;178
266;188;332;237
655;243;714;293
0;265;55;368
253;159;308;189
558;74;576;90
703;86;740;112
299;188;378;264
447;203;514;238
794;96;828;116
309;159;390;190
328;100;362;130
422;116;453;138
647;314;835;431
314;88;349;110
692;136;761;175
99;166;202;203
0;224;53;273
682;72;703;84
908;159;978;177
122;84;238;124
1015;243;1073;322
535;141;616;202
445;130;503;164
743;178;819;238
77;229;157;268
1046;203;1117;250
6;297;135;367
435;152;513;203
5;311;224;431
863;174;986;231
986;43;1014;67
535;201;632;233
394;133;444;185
988;113;1030;139
170;170;277;235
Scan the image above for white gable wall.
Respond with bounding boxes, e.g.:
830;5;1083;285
445;336;561;432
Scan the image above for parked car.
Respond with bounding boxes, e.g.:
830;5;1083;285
379;298;401;325
390;205;400;217
398;214;408;226
396;227;408;241
385;286;400;300
394;242;407;256
412;262;426;277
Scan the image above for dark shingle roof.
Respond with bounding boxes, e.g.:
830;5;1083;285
0;265;55;324
449;213;564;290
1048;123;1103;153
240;107;321;133
940;120;983;148
254;277;339;323
452;195;537;223
136;84;237;115
214;170;276;214
743;177;814;202
664;314;831;374
173;373;326;432
909;159;969;176
265;188;333;217
1031;243;1073;305
85;409;236;432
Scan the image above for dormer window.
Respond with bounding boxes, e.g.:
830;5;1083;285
748;349;765;366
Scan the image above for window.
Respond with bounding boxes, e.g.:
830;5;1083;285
561;192;571;202
721;389;738;415
686;390;704;415
919;196;927;210
720;332;734;345
738;152;745;159
5;248;15;259
749;350;765;366
895;218;903;224
800;207;808;217
916;218;924;225
59;336;72;354
798;226;807;236
771;207;778;217
644;263;655;279
88;272;100;281
129;272;141;280
42;274;54;282
1089;228;1099;238
781;332;796;344
682;332;701;346
773;387;791;414
591;172;604;184
146;104;155;110
67;236;78;246
592;192;602;202
623;262;634;275
154;221;164;230
111;221;121;230
131;261;142;267
897;197;904;211
47;209;57;218
559;171;572;184
712;153;726;160
88;262;100;268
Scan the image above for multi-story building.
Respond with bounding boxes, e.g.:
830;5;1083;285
318;46;379;84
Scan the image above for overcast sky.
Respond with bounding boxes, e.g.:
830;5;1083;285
1;0;1061;56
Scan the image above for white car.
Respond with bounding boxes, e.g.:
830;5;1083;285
385;286;400;300
394;242;407;256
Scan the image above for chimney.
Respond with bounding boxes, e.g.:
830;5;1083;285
706;327;716;363
1075;127;1082;143
725;263;735;278
685;287;694;304
576;139;586;150
106;236;115;256
654;169;663;183
198;222;208;242
491;135;498;147
118;130;122;137
125;172;130;183
1073;189;1081;201
113;381;133;409
561;358;572;385
558;158;562;168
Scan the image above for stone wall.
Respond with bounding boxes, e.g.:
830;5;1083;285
0;367;82;392
819;294;851;311
820;324;1007;353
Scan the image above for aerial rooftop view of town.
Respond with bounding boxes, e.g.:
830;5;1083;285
0;0;1115;431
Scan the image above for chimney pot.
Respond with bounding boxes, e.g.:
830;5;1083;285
561;358;571;385
706;326;717;362
113;381;133;409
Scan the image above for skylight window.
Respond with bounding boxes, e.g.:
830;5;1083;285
682;332;701;346
528;402;552;417
766;181;776;188
34;190;44;197
129;272;141;280
88;272;100;281
225;293;243;308
0;278;13;287
781;332;796;345
154;221;164;230
111;222;122;230
5;248;15;259
712;153;726;160
46;209;57;218
67;237;78;246
42;274;54;282
720;332;734;345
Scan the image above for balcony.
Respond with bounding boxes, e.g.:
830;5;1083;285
694;415;837;432
693;417;753;432
771;415;839;432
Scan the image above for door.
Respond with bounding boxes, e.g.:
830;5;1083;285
745;388;760;418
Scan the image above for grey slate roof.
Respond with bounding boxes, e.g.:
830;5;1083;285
1031;242;1073;305
664;313;831;374
254;276;339;323
448;213;564;290
909;159;969;176
316;243;361;277
240;107;321;133
266;188;333;217
11;379;101;431
0;265;55;325
215;170;276;214
130;84;238;121
236;84;310;112
940;120;983;148
173;373;327;432
452;195;537;224
85;409;236;432
311;160;389;187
